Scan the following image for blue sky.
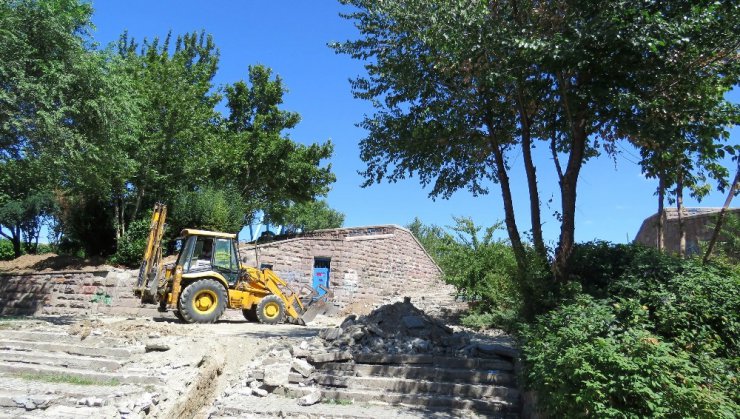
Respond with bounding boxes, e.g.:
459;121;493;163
91;0;739;245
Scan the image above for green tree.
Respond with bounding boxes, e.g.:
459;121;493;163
215;65;336;223
279;200;345;233
169;187;246;236
334;0;740;281
116;31;221;226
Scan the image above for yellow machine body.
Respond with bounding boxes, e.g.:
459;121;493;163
134;205;330;324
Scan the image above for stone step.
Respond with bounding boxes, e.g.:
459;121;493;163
215;398;467;419
0;349;123;371
0;361;160;385
352;353;514;371
280;385;519;417
0;340;142;359
309;373;518;401
320;362;516;385
0;330;132;347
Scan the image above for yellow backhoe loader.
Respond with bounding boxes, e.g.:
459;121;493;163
133;203;331;324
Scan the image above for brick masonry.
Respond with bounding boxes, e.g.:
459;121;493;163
240;225;462;316
0;269;158;317
634;207;740;254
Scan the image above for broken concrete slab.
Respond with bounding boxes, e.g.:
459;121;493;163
262;362;291;387
296;388;322;406
307;351;353;364
291;358;315;378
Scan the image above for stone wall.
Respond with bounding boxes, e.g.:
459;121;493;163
634;208;740;254
0;269;158;317
241;225;461;315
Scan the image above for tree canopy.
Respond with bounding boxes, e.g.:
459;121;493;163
334;0;740;278
0;0;337;258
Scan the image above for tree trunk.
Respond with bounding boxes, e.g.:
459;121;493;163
12;226;22;258
131;187;145;223
486;123;527;275
657;174;665;251
113;196;121;241
676;173;686;258
703;161;740;263
553;120;588;281
516;88;547;262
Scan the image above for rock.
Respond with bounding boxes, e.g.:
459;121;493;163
253;388;269;397
13;397;35;411
237;387;253;396
297;389;322;406
401;315;426;329
263;362;291;386
365;322;386;337
299;340;310;350
145;343;170;352
319;327;343;341
476;343;519;359
307;351;353;363
291;358;315;377
340;315;357;329
85;397;104;407
249;380;262;389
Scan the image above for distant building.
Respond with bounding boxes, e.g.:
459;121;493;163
634;207;740;254
239;225;459;316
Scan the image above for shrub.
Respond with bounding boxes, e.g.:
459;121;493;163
0;239;14;261
521;243;740;417
108;218;151;268
521;295;738;417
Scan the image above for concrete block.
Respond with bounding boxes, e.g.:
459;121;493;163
307;351;353;364
262;362;291;386
291;358;315;377
297;389;322;406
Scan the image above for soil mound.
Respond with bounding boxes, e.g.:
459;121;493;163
0;253;111;273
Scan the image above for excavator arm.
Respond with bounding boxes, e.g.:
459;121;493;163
134;203;167;303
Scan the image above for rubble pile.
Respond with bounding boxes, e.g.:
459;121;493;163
318;300;475;356
213;300;518;410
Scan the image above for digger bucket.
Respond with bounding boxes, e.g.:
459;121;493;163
298;285;333;325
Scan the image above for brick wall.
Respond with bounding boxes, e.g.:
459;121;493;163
240;225;462;315
0;269;158;317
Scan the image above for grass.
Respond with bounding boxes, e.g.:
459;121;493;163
17;372;120;386
323;398;353;406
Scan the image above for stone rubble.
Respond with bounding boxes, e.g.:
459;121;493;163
215;300;517;407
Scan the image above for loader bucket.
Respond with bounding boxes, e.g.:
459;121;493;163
298;285;333;325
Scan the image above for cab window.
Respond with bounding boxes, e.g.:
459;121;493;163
213;238;237;271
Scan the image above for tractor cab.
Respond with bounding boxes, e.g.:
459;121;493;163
176;229;241;284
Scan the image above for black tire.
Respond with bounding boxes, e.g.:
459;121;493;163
256;295;286;325
179;278;227;324
242;306;259;322
173;310;184;321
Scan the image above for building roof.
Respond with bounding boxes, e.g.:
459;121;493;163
648;207;739;221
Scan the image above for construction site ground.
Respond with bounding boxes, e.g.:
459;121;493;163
0;307;520;419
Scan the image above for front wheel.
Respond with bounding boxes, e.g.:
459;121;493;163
179;279;227;324
256;295;286;325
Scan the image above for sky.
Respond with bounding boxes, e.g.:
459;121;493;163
91;0;739;245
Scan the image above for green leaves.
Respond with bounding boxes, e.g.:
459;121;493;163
522;244;740;417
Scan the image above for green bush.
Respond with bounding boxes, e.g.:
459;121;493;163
108;218;151;267
0;239;14;260
521;244;740;417
522;295;738;417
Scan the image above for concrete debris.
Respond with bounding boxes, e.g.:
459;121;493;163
291;358;315;377
296;389;322;406
263;362;291;386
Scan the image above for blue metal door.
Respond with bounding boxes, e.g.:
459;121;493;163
312;267;329;297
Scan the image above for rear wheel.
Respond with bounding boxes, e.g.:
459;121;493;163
242;306;258;322
179;279;227;324
256;295;286;325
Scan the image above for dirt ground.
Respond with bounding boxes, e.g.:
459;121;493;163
2;310;501;418
0;253;113;273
